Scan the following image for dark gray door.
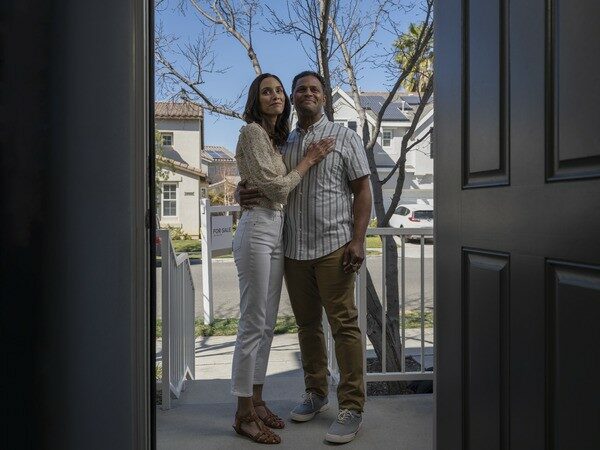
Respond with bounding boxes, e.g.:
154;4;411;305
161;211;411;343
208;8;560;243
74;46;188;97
435;1;600;449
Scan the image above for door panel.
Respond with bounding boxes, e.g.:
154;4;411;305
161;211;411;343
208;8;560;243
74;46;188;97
548;1;600;180
546;261;600;449
467;0;501;174
462;250;510;450
435;0;600;449
464;0;509;187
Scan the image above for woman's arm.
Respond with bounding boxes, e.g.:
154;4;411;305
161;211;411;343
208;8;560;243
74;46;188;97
238;125;301;204
239;124;334;204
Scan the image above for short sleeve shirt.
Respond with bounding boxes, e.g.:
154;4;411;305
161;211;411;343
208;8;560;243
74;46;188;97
281;114;371;260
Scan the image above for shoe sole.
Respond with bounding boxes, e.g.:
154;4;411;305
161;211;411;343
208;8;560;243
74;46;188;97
325;422;362;444
290;403;329;422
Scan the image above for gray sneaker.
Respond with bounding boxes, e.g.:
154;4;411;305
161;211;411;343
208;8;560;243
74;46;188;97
325;409;363;443
290;391;329;422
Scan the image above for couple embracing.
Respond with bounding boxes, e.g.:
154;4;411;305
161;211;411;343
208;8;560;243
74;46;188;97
230;70;372;445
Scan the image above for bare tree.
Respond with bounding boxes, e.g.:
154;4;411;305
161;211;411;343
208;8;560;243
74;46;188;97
329;0;434;391
184;0;263;74
156;0;263;116
263;0;339;119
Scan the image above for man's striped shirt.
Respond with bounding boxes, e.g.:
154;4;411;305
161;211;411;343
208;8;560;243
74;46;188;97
282;114;371;260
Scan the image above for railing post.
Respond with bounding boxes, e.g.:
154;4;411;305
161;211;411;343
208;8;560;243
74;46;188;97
189;268;196;380
357;239;368;397
159;229;171;410
200;198;214;324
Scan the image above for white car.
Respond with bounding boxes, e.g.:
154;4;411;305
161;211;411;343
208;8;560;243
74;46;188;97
388;204;434;241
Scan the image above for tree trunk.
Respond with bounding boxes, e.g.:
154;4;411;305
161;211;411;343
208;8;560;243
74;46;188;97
360;119;406;392
365;268;405;393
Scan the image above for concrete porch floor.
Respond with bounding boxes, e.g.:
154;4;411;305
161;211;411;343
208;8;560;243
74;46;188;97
157;334;433;449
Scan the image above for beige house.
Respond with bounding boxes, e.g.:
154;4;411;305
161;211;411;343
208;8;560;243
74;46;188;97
207;175;241;205
203;145;238;184
155;102;208;238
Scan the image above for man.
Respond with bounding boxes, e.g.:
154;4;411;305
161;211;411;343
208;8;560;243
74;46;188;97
238;70;372;444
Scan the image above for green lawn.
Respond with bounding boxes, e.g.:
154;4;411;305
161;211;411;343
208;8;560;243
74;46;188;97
172;239;201;253
156;312;432;338
366;235;382;248
156;316;298;338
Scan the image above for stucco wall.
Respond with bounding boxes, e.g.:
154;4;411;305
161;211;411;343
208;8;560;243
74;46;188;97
159;170;201;238
156;118;201;167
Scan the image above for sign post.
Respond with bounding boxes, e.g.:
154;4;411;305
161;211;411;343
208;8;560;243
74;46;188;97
200;198;213;324
200;198;241;324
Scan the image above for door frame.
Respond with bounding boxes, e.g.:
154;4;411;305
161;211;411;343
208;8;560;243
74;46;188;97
133;0;155;448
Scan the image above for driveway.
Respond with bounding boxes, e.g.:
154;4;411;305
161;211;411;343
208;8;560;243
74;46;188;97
156;242;434;320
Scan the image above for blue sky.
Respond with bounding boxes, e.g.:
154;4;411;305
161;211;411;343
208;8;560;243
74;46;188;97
155;1;423;152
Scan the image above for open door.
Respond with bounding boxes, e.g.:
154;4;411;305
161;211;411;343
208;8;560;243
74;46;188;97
435;1;600;448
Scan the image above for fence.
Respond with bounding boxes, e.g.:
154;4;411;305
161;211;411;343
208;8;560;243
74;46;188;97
198;204;434;390
326;227;434;392
159;229;196;410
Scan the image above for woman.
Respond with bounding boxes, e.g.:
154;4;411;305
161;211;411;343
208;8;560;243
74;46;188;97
231;73;334;444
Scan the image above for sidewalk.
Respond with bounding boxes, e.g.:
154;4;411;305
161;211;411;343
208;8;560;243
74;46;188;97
156;333;433;449
155;329;434;376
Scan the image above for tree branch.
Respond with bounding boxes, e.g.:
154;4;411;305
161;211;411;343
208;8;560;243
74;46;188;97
366;13;433;151
156;49;243;119
381;74;434;225
188;0;263;75
380;126;433;185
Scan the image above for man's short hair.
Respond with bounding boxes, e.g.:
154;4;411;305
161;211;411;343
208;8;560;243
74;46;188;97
291;70;326;95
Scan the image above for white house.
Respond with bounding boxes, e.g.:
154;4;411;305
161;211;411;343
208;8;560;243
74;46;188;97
155;101;209;238
330;87;434;210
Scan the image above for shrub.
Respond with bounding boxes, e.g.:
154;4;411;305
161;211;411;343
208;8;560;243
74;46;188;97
167;225;191;240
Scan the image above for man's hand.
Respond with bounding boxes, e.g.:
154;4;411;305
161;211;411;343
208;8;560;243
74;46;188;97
235;181;262;207
342;239;365;274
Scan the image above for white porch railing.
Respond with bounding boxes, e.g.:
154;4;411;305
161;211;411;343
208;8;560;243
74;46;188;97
159;229;196;410
326;227;434;392
197;204;434;390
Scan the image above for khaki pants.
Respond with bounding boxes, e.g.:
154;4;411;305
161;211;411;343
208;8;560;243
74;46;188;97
284;245;365;412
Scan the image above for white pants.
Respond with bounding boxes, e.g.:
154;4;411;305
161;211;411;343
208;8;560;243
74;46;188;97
231;207;284;397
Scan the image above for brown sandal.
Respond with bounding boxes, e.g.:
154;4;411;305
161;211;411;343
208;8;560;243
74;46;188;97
233;411;281;444
253;400;285;429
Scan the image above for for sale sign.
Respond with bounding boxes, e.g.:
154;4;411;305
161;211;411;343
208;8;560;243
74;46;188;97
211;215;233;257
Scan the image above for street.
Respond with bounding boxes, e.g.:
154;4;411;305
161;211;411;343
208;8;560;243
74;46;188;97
156;242;434;320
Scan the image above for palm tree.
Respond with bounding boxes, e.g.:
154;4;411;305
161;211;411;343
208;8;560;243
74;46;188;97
394;23;434;92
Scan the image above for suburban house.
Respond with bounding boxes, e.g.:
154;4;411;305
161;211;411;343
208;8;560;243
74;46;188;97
155;101;208;238
330;87;434;210
203;145;238;183
207;175;241;205
202;145;240;205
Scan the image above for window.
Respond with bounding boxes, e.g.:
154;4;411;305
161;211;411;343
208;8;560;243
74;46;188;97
348;121;357;131
161;133;173;146
162;183;177;217
395;206;410;216
413;210;434;220
382;130;392;147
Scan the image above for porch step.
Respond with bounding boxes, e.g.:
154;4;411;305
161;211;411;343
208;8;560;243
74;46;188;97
157;378;433;450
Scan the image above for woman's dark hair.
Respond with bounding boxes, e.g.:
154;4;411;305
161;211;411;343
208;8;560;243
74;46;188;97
243;73;291;147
